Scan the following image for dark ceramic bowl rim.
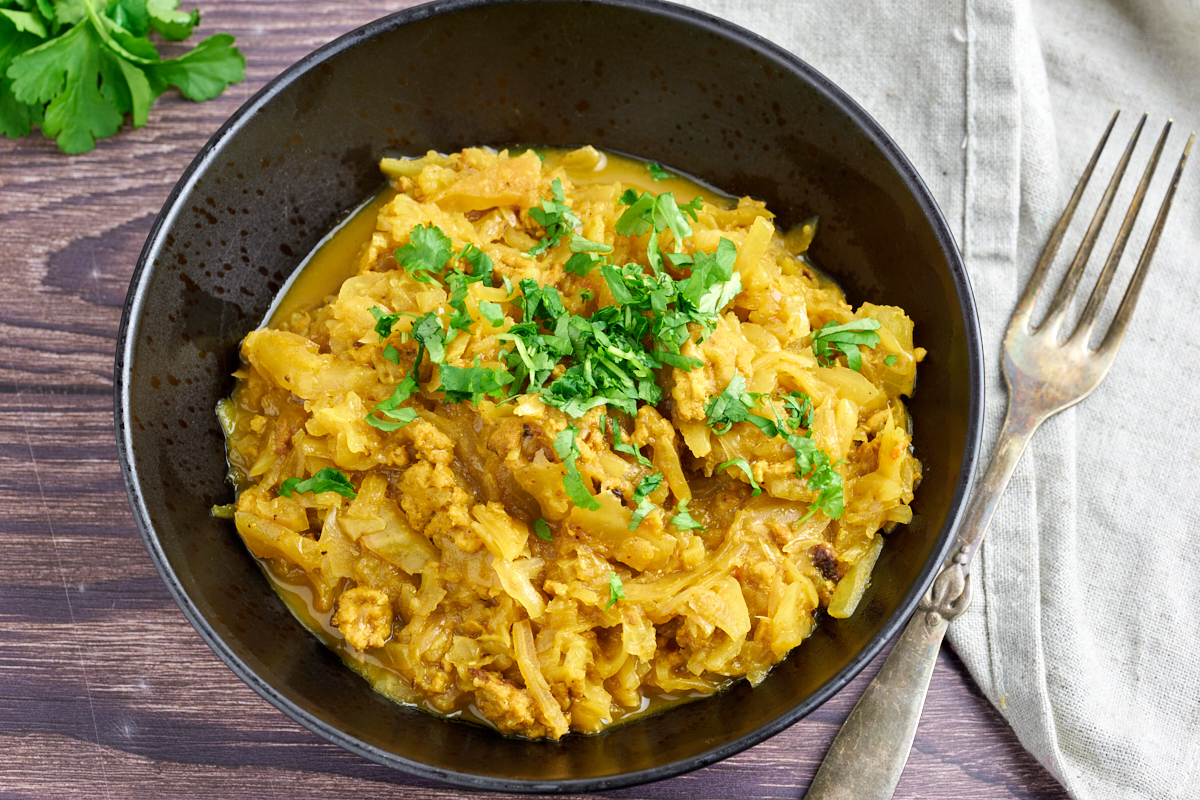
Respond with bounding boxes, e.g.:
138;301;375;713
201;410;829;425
115;0;985;792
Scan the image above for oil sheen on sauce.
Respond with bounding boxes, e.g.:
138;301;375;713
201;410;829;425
242;149;776;735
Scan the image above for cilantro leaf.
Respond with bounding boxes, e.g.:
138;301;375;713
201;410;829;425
606;571;625;610
382;344;400;364
798;455;844;522
704;374;760;434
568;232;611;254
608;417;652;467
366;362;421;431
629;471;664;530
280;467;357;499
142;31;243;101
438;357;513;404
812;318;882;371
646;162;672;181
8;22;121;153
533;518;554;541
884;354;899;366
411;311;446;363
147;0;200;41
553;425;601;511
527;178;580;256
478;300;505;327
781;391;814;432
717;457;762;496
564;251;604;276
369;305;415;340
669;498;704;531
395;223;453;283
456;243;494;284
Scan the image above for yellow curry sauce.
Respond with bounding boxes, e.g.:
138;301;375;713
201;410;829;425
218;147;923;738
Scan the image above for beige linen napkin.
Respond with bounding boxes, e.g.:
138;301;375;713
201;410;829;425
680;1;1200;798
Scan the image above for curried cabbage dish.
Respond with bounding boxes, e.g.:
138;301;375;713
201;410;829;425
218;146;924;739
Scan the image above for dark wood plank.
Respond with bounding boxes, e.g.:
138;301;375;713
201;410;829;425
0;2;1069;798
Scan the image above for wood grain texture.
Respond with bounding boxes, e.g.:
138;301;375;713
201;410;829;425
0;2;1070;798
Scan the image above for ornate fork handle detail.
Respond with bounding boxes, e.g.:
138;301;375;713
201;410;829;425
918;546;972;628
804;112;1193;800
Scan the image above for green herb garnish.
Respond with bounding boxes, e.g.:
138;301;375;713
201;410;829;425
606;571;625;610
280;467;357;499
607;417;652;467
553;425;602;511
811;318;882;371
527;178;581;256
628;471;664;530
717;457;761;496
438;357;514;404
2;0;244;154
646;162;672;181
396;223;454;283
884;354;899;366
669;498;704;531
533;518;554;541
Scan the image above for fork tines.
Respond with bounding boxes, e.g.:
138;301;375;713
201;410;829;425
1015;111;1194;353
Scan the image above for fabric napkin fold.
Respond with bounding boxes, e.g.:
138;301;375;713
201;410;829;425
681;1;1200;798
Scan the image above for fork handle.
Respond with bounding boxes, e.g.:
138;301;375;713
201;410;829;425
804;609;950;800
804;408;1040;800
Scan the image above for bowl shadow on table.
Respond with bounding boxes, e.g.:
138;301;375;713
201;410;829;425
116;0;980;791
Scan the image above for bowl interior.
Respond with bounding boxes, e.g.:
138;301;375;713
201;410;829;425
116;0;981;791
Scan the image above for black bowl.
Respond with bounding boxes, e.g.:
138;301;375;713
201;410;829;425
115;0;983;792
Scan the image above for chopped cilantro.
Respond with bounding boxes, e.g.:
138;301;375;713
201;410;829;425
411;311;447;363
456;243;494;284
568;232;612;254
382;344;400;364
812;318;882;371
717;457;761;496
798;457;844;523
280;468;357;499
646;162;673;181
669;498;704;531
478;300;505;327
781;391;814;431
528;178;581;256
370;306;415;340
606;571;625;610
366;367;421;431
533;518;554;541
608;417;652;467
396;223;454;283
704;374;758;435
884;354;899;366
437;357;513;404
629;471;664;530
553;425;602;511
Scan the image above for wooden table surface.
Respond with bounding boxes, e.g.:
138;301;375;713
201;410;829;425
0;2;1071;798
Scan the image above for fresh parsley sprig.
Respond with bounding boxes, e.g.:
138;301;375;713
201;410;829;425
1;0;244;154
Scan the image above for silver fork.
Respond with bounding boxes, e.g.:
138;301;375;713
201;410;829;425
804;111;1194;800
